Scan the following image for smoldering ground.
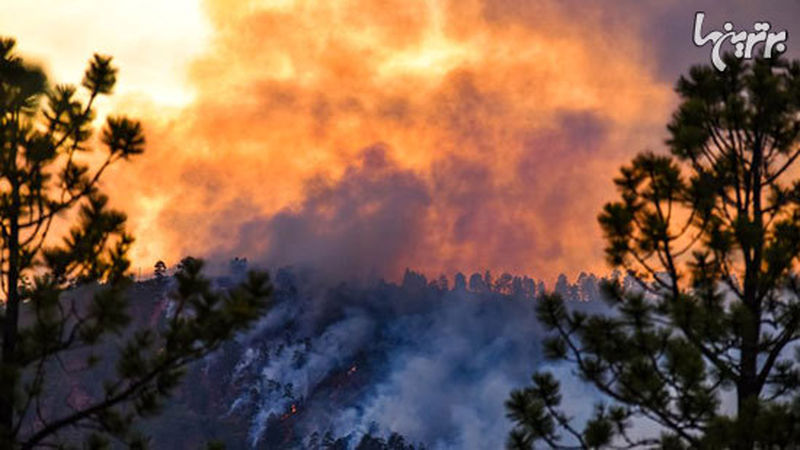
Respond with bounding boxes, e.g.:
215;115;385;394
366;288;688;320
215;268;609;450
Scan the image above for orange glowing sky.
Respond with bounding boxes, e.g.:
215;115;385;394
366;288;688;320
5;0;795;281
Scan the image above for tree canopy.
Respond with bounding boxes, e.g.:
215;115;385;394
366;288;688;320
0;37;273;449
507;54;800;449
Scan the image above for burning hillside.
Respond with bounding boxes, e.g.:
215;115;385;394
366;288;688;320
141;266;613;449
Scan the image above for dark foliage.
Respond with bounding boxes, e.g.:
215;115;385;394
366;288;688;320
508;54;800;449
0;38;273;449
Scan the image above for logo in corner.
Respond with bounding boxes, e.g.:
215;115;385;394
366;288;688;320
693;12;788;71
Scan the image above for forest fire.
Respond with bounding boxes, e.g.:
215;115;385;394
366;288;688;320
6;1;800;449
206;269;602;448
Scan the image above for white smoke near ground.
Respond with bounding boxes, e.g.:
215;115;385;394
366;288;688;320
245;313;377;446
216;268;610;449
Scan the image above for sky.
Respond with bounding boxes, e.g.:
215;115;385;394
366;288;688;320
2;0;800;282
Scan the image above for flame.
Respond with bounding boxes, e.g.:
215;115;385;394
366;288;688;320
279;403;298;421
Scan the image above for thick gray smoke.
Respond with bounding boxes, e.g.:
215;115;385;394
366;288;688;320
224;145;432;283
210;111;612;283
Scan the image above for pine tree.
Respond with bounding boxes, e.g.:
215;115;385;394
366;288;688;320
153;260;167;280
0;38;272;448
507;54;800;448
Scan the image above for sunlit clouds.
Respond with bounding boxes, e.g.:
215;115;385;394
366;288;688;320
0;0;211;108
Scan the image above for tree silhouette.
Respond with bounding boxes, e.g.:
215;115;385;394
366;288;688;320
0;38;272;448
153;260;167;280
507;55;800;449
